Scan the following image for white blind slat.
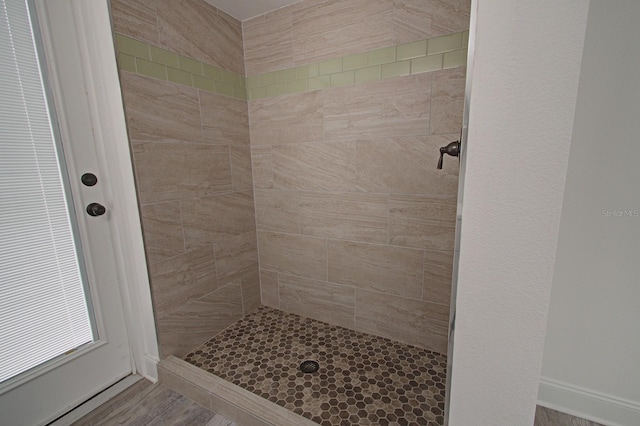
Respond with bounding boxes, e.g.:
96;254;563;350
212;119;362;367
0;0;94;383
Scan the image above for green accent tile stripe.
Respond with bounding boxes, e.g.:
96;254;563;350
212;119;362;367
277;68;298;83
443;49;468;69
319;58;343;75
114;32;246;100
114;31;467;102
330;71;354;88
368;46;396;66
167;67;192;86
193;75;216;91
246;31;468;100
118;53;137;73
381;60;411;79
308;75;331;92
116;34;149;60
203;63;224;81
178;56;203;75
411;54;443;74
397;40;427;61
355;66;381;84
136;58;167;80
428;33;463;55
343;52;368;71
150;46;179;68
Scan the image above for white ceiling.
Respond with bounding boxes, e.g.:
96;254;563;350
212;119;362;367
205;0;302;21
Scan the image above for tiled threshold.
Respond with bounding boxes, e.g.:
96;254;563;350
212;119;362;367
159;356;313;426
159;307;447;426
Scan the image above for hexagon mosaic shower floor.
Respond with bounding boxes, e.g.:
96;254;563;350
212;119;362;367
184;307;447;426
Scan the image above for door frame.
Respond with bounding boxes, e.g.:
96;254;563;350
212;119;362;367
443;0;477;423
38;0;159;382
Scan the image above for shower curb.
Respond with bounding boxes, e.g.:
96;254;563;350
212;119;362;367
158;356;318;426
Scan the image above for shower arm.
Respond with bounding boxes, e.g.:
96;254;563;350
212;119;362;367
437;140;460;169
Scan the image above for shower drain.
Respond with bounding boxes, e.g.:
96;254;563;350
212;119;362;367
299;360;319;374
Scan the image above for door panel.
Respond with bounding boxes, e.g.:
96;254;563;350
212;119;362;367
0;1;132;424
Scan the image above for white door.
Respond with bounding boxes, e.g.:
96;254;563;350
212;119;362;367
0;1;135;424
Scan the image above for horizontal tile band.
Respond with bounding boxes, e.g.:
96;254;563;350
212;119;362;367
114;31;468;101
114;33;247;100
247;30;468;100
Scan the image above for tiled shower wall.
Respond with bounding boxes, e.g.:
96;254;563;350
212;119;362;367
110;0;259;358
246;0;469;354
110;0;468;358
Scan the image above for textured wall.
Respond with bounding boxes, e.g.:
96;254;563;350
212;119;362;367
111;0;258;358
448;1;589;424
540;2;640;424
246;0;469;354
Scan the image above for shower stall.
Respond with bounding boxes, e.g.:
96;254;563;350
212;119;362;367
110;0;470;423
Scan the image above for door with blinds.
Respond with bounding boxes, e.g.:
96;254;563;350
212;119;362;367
0;0;133;424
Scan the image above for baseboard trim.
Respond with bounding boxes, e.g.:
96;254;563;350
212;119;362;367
48;375;142;426
137;353;159;383
538;377;640;426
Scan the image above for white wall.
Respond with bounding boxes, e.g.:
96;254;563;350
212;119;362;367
538;2;640;425
447;1;589;425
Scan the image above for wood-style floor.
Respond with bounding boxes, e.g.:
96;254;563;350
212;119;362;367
72;379;236;426
534;406;604;426
73;377;603;426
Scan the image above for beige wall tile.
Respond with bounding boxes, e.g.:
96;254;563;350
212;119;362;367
156;0;244;75
230;146;254;192
254;190;300;234
140;201;185;264
393;0;471;44
328;240;423;299
430;0;471;39
250;147;273;189
181;191;256;251
423;249;454;305
110;0;158;45
132;142;232;204
260;270;280;309
157;368;212;410
299;192;389;244
213;231;259;287
356;135;459;195
156;282;244;358
257;232;327;281
430;67;466;135
241;268;261;315
355;289;449;353
243;9;294;75
272;141;356;191
249;91;324;146
199;91;249;146
149;246;218;317
279;274;355;328
389;194;457;251
292;0;394;65
121;73;202;144
324;74;431;140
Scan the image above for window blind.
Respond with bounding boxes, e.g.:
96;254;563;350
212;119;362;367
0;0;93;384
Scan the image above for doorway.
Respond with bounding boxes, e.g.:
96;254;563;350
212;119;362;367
0;1;157;424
